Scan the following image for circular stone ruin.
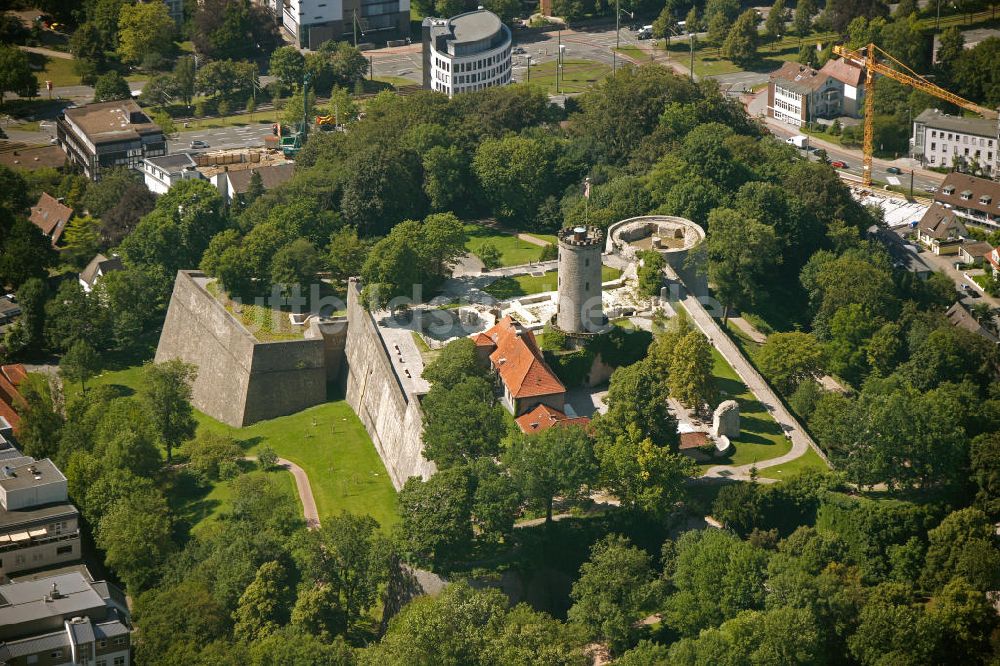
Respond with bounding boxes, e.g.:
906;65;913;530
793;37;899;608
606;215;707;296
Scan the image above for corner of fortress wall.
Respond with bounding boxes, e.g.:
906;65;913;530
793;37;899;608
343;280;437;490
155;271;435;487
154;270;328;427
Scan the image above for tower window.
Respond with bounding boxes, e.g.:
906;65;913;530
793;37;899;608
585;282;590;290
584;258;589;267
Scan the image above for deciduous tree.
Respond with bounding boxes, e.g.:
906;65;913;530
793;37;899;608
138;360;197;462
116;2;174;66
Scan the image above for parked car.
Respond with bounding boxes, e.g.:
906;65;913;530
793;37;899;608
886;166;902;174
831;160;847;168
512;46;526;54
190;140;209;149
924;186;938;193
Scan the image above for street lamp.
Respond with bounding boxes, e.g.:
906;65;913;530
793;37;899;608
526;54;531;84
688;33;695;81
558;44;566;94
613;6;634;74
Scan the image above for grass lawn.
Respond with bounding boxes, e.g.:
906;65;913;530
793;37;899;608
370;75;417;88
27;51;79;87
614;45;650;63
526;59;612;95
758;446;830;480
181;111;279;131
706;348;793;469
464;223;554;267
206;281;303;342
184;467;300;536
484;266;622;300
78;362;400;530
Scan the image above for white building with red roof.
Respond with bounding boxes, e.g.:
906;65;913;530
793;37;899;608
472;316;590;434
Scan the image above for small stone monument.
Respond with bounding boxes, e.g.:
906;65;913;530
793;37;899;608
711;400;740;439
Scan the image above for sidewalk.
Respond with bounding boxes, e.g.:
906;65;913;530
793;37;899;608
671;283;830;480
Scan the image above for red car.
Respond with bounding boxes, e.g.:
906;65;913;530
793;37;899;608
831;160;847;168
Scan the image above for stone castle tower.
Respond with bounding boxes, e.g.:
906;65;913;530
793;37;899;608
555;225;607;335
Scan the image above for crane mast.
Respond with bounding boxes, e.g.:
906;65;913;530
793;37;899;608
831;43;998;187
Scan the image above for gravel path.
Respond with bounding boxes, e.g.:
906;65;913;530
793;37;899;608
245;455;320;529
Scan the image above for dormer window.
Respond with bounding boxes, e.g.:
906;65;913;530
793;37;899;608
943;185;956;195
960;190;972;200
980;196;992;205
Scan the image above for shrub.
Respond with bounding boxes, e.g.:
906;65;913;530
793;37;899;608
257;445;279;470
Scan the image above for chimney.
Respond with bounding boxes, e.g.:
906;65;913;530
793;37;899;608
573;226;587;242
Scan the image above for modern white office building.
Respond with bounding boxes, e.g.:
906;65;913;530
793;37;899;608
272;0;410;49
421;9;512;97
912;109;999;177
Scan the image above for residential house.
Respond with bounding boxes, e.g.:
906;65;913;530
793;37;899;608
0;455;81;583
915;204;968;255
767;58;866;127
986;247;1000;275
214;163;295;206
514;403;590;435
945;301;998;343
958;240;994;266
79;254;124;293
141;152;202;195
912;109;999;176
472;316;566;417
933;172;1000;228
28;193;72;248
0;570;132;666
867;225;933;280
57;100;166;181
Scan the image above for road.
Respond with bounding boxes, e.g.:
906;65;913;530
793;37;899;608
746;88;946;192
170;123;274;154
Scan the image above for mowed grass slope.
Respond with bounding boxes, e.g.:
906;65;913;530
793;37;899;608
706;348;793;469
82;363;400;530
464;223;555;267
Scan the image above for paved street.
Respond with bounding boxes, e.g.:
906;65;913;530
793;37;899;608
170;123;274;154
746;89;946;192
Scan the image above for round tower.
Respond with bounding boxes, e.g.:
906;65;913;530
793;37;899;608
555;225;607;335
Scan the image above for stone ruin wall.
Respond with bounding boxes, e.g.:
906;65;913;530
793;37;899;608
343;280;436;490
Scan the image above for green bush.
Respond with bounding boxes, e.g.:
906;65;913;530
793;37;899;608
545;348;595;387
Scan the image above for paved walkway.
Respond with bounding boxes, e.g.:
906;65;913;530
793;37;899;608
730;317;766;343
18;45;73;59
245;455;320;529
673;286;830;480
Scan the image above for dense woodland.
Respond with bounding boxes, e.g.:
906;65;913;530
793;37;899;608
1;2;1000;658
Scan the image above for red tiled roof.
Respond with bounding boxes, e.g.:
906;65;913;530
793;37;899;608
28;193;72;246
476;316;566;400
515;403;590;434
818;57;864;87
679;431;710;450
0;364;27;430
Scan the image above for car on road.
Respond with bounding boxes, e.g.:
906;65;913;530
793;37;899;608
924;186;938;193
190;140;209;149
831;160;847;168
886;166;902;174
512;46;526;54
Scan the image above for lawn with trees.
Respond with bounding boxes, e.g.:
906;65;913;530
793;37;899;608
3;40;1000;662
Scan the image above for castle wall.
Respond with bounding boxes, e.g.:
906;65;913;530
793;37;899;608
155;271;327;427
343;281;436;489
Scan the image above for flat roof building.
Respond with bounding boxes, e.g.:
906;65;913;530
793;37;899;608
57;100;167;181
422;9;512;98
270;0;410;49
0;570;132;666
0;453;82;583
912;109;999;177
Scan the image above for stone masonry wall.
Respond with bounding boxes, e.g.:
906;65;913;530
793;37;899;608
155;271;327;427
343;280;436;489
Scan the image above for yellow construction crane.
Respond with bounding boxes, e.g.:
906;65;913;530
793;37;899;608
831;43;998;187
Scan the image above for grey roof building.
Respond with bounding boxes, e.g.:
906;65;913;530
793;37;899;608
0;570;132;666
912;108;999;177
56;100;167;181
422;9;512;97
